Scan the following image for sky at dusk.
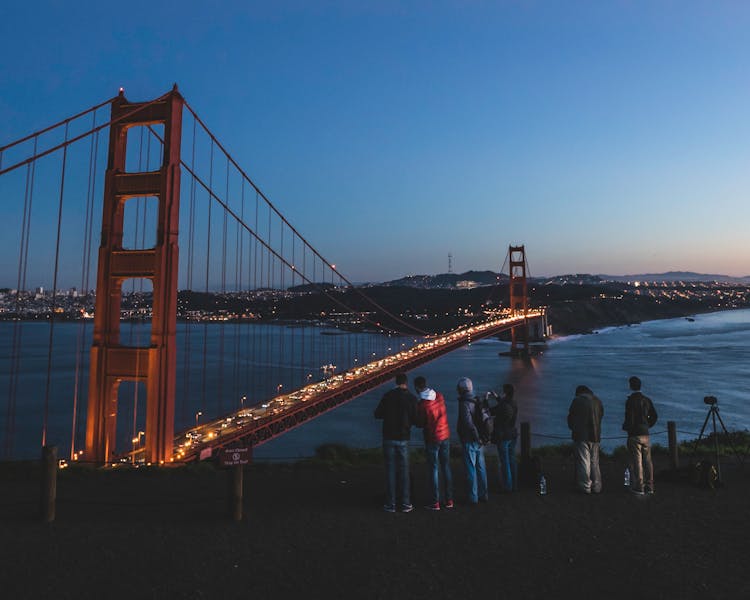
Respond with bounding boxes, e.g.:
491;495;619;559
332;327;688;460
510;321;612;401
1;1;749;283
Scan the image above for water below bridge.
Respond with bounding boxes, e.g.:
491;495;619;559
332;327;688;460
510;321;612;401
255;308;750;459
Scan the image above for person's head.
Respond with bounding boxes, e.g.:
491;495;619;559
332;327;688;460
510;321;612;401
575;384;592;396
457;377;473;395
502;383;515;399
629;376;642;391
395;373;408;387
414;375;427;392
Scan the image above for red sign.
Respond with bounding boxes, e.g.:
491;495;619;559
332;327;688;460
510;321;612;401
220;446;251;466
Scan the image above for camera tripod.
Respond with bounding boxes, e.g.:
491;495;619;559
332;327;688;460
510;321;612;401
692;397;745;483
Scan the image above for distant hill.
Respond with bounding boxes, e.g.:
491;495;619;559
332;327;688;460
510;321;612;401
597;271;750;283
383;270;508;288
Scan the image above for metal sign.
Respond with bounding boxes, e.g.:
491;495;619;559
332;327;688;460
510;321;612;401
220;446;250;466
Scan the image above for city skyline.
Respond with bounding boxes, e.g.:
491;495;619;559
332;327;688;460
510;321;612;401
1;2;749;284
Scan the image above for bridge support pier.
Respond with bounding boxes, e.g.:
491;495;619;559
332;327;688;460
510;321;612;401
85;89;183;465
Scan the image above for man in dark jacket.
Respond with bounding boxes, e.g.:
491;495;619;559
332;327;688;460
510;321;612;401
374;372;418;512
567;384;604;494
491;383;518;492
623;376;658;495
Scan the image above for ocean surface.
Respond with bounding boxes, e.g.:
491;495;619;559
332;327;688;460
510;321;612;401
257;308;750;459
1;309;748;460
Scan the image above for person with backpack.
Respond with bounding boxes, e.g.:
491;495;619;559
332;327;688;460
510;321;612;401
567;384;604;494
456;377;489;504
490;383;518;492
374;372;418;513
414;375;454;510
622;376;658;495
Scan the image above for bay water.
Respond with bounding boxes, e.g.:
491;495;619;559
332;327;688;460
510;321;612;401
1;309;748;460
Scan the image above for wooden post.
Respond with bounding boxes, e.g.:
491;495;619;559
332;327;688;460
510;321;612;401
230;464;243;521
667;421;679;470
41;445;57;522
520;422;531;463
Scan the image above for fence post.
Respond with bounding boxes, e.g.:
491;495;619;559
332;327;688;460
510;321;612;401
41;445;57;523
230;464;243;521
520;422;531;463
667;421;679;470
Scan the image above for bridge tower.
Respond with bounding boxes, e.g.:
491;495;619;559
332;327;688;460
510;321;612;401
508;245;529;355
85;88;183;464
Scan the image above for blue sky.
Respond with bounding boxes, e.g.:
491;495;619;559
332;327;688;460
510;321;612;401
1;1;749;282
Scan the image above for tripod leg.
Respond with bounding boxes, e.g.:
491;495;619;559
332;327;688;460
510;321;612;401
711;410;721;482
692;408;713;457
714;409;746;467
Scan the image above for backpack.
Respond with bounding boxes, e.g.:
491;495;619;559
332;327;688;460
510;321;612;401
472;397;494;445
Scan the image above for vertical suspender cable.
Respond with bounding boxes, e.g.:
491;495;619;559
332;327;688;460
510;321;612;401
71;111;99;459
234;177;244;407
4;135;37;458
200;140;214;415
217;155;230;415
182;117;198;427
42;121;70;448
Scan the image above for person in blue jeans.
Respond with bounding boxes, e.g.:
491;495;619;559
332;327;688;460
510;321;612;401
490;383;518;492
456;377;488;504
374;373;418;512
414;375;454;510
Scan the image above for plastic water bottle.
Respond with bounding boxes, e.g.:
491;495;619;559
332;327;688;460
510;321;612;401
539;475;547;496
624;467;631;488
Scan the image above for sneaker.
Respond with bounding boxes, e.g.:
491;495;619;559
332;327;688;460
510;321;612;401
383;504;396;513
629;487;645;496
444;499;455;509
645;487;655;495
399;504;414;513
423;502;440;511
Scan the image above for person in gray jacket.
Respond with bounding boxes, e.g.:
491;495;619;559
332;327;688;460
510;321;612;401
456;377;488;504
567;384;604;494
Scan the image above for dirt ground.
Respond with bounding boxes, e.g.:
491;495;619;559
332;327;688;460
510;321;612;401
1;453;748;600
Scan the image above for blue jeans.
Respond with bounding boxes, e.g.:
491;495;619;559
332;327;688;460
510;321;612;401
496;438;518;492
462;441;488;503
425;439;453;505
383;440;410;508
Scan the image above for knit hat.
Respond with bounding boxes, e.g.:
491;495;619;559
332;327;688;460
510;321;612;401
457;377;473;393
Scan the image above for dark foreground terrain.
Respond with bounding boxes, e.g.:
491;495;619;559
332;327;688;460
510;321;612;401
1;454;748;600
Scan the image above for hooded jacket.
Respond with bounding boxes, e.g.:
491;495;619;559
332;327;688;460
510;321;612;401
416;388;450;444
457;390;481;444
567;389;604;443
622;391;658;436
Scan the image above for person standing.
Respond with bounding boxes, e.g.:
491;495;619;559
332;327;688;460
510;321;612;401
491;383;518;492
622;376;658;495
414;375;454;510
374;372;418;513
567;384;604;494
456;377;488;504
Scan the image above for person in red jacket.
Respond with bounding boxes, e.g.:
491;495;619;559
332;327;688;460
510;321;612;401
414;375;454;510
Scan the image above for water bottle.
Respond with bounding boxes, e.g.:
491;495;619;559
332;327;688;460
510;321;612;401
539;475;547;496
624;467;631;488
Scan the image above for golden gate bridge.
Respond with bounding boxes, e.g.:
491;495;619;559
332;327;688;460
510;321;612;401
0;87;546;465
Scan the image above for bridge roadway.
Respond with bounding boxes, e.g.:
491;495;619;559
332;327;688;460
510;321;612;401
162;309;545;463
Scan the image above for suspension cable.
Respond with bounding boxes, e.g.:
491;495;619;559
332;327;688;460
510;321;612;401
0;91;173;178
181;101;427;336
0;96;115;154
